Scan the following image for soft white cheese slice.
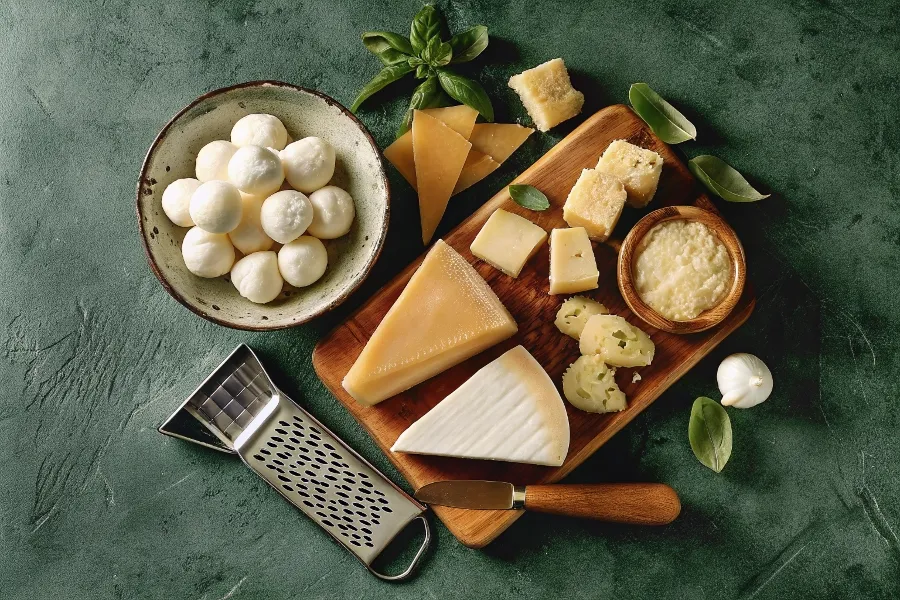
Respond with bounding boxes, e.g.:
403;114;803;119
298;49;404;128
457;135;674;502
391;345;570;466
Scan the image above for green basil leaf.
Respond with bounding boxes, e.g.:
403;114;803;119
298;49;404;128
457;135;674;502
408;56;425;68
449;25;488;63
436;69;494;121
410;5;443;55
508;184;550;211
688;397;733;473
628;83;697;144
396;76;449;137
689;155;770;202
421;36;452;67
361;31;414;65
350;63;414;112
415;64;433;79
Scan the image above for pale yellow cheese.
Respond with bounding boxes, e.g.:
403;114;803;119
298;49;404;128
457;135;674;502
342;240;517;406
549;227;599;295
470;208;547;277
412;111;472;244
508;58;584;132
595;140;664;208
469;123;534;163
383;105;479;190
562;168;627;241
453;150;501;195
579;314;655;367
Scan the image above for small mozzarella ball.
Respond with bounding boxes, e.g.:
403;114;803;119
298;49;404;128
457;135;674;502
260;190;313;244
228;193;274;254
189;180;243;233
195;140;238;182
278;236;328;287
281;137;335;193
231;114;289;150
182;226;235;278
307;186;355;239
228;145;285;197
161;178;200;227
231;251;283;304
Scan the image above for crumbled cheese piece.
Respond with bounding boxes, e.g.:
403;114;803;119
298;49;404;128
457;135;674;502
508;58;584;132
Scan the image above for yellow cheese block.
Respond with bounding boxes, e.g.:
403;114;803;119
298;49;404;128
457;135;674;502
508;58;585;132
453;150;501;195
549;227;599;295
470;208;547;277
342;240;518;406
469;123;534;163
382;105;479;190
562;168;627;241
412;110;472;244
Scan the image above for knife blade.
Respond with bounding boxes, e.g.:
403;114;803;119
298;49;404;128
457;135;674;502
415;480;681;525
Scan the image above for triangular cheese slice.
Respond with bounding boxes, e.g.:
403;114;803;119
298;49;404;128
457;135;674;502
383;105;479;191
413;111;471;244
342;240;517;406
469;123;534;163
391;346;570;466
452;150;501;195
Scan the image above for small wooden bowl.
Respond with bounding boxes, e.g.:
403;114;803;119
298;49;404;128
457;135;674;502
617;206;746;334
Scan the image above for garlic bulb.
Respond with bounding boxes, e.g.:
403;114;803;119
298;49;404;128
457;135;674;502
717;353;773;408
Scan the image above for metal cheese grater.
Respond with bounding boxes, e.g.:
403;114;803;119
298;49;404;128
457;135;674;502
158;344;431;581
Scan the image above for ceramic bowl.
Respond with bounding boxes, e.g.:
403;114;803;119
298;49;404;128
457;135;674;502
617;205;746;334
137;81;389;330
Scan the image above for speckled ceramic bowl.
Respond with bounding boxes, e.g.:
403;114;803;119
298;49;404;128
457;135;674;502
137;81;389;330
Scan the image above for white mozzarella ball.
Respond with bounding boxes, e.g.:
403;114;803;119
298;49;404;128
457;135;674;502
278;236;328;287
189;180;243;233
231;251;283;304
161;178;200;227
182;226;235;278
229;193;274;254
280;137;335;193
227;145;285;197
260;190;313;244
195;140;238;182
231;114;289;150
307;186;355;239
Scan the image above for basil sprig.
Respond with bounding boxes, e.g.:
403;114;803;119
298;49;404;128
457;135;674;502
688;397;733;473
508;184;550;211
354;4;493;136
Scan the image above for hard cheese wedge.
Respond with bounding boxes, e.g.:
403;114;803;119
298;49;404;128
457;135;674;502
470;208;547;277
549;227;599;294
412;111;472;244
391;345;570;466
469;123;534;163
383;105;479;190
342;240;517;406
453;150;501;195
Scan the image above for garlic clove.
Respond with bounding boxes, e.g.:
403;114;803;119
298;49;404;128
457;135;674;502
716;353;773;409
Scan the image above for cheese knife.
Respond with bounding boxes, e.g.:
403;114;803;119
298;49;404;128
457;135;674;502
415;480;681;525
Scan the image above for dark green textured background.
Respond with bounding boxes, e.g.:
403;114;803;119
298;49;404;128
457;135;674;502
1;0;898;597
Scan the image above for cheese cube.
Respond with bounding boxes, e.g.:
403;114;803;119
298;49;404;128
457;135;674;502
549;227;599;295
508;58;584;132
471;209;547;277
563;168;627;241
595;140;664;208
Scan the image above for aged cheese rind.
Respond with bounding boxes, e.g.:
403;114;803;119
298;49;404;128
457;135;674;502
549;227;599;295
470;209;547;277
595;140;664;208
563;168;627;241
342;240;517;406
391;345;570;467
453;150;501;195
508;58;584;132
468;123;534;163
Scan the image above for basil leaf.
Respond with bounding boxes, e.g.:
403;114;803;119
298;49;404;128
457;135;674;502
449;25;489;63
688;397;732;473
396;76;448;137
361;31;414;66
410;5;443;55
421;36;452;67
351;63;414;112
415;64;433;79
508;184;550;211
689;155;770;202
436;69;494;121
628;83;697;144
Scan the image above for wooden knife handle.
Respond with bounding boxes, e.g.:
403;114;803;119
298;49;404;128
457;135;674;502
523;483;681;525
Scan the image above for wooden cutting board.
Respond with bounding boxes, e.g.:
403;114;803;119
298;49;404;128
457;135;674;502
312;105;755;548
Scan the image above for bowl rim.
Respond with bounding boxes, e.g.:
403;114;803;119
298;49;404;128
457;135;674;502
616;205;747;334
136;80;391;331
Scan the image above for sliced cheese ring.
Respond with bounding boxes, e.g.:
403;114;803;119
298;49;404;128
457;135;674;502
453;150;501;195
391;345;570;467
469;123;534;163
342;240;517;406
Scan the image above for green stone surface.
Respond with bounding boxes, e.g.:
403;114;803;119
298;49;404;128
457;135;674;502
1;0;898;598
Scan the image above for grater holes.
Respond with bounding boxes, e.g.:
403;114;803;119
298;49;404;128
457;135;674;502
305;470;316;477
361;527;372;535
272;459;284;466
361;479;373;487
297;490;310;498
271;436;284;442
323;443;335;450
330;452;342;460
373;489;385;497
276;451;291;460
259;448;271;455
279;420;290;427
303;501;314;508
377;497;389;504
283;444;296;451
266;441;277;448
289;437;302;444
275;428;287;435
307;441;319;448
322;519;334;528
324;475;337;482
277;474;290;483
337;499;349;507
282;484;294;492
314;449;326;457
253;454;265;461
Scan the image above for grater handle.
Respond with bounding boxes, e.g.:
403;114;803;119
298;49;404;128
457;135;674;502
366;515;432;581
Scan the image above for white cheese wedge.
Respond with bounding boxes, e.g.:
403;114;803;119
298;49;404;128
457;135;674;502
342;240;517;406
470;208;547;277
391;345;570;466
549;227;599;295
